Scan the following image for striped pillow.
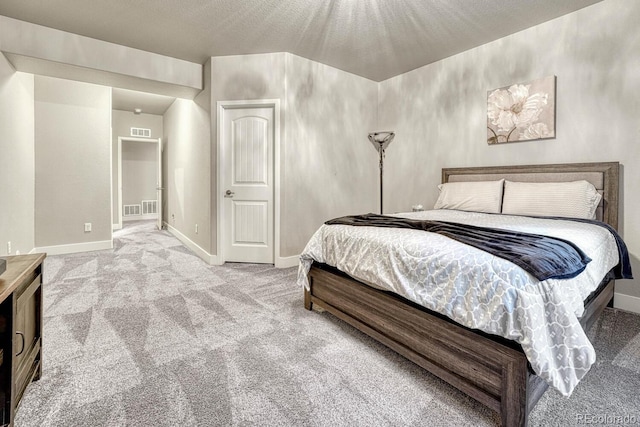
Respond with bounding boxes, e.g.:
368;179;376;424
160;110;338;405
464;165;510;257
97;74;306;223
502;180;602;219
434;179;504;213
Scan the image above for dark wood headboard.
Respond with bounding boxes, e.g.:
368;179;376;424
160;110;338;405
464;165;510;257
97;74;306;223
442;162;620;230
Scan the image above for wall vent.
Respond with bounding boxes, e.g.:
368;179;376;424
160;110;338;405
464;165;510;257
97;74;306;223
130;127;151;138
123;204;141;217
142;200;158;215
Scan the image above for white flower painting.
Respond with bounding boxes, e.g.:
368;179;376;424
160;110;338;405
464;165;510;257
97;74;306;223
487;76;556;144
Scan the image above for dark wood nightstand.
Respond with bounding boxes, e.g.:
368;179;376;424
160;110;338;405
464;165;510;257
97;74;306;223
0;254;45;426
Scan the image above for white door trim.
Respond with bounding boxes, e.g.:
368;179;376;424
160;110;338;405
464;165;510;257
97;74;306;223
116;136;162;230
156;137;163;231
216;99;281;265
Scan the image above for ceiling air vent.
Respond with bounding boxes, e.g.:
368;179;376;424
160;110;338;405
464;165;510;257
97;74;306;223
131;127;151;138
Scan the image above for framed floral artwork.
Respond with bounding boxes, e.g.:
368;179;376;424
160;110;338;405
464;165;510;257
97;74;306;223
487;75;556;144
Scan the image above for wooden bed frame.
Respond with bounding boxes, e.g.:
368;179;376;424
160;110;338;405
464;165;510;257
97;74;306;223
304;162;620;427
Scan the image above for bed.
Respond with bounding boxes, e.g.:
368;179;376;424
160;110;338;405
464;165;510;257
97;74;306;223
299;162;626;427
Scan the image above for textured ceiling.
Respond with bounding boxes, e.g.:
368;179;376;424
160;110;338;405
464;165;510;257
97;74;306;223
0;0;602;82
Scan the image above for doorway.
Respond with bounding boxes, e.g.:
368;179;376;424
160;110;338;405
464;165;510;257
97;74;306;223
217;100;281;264
115;137;163;231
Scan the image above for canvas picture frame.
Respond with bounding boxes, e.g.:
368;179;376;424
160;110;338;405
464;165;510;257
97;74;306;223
487;75;556;144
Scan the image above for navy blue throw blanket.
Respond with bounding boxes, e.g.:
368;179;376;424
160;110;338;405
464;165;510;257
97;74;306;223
326;213;598;281
542;216;633;280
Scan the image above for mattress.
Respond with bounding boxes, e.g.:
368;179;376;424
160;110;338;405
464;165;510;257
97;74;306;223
298;209;620;396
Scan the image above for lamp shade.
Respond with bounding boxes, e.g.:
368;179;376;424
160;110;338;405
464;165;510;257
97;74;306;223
368;131;395;151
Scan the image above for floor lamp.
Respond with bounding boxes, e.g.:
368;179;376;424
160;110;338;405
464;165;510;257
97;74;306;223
368;131;395;214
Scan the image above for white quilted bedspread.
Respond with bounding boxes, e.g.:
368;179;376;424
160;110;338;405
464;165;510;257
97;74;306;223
297;210;620;396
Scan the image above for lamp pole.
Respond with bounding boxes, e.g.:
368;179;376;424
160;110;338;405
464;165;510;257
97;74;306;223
379;145;384;214
368;131;395;215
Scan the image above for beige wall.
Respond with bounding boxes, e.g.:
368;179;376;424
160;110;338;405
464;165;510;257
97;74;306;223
282;53;378;256
34;76;112;248
207;53;378;259
122;141;158;206
111;110;163;224
209;53;287;256
163;98;211;252
378;0;640;297
0;54;34;256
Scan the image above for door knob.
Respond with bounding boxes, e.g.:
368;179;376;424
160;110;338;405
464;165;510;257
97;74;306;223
225;190;235;198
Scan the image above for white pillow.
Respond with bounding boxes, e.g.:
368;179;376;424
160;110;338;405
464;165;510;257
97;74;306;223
501;180;602;219
434;179;504;213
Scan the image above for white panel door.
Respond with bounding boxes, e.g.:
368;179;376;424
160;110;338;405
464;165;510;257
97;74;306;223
222;107;274;263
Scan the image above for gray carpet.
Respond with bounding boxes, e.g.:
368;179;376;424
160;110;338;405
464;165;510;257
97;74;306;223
15;221;640;426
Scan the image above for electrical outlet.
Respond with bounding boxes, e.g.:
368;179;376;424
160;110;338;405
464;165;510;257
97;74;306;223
84;223;92;232
7;241;11;254
195;224;198;234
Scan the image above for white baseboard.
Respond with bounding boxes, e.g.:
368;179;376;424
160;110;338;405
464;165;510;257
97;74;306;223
614;292;640;315
35;240;113;256
164;222;297;268
164;222;219;265
275;255;300;268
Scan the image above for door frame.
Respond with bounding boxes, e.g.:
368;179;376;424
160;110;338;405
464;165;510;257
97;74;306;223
216;99;281;265
115;136;163;230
